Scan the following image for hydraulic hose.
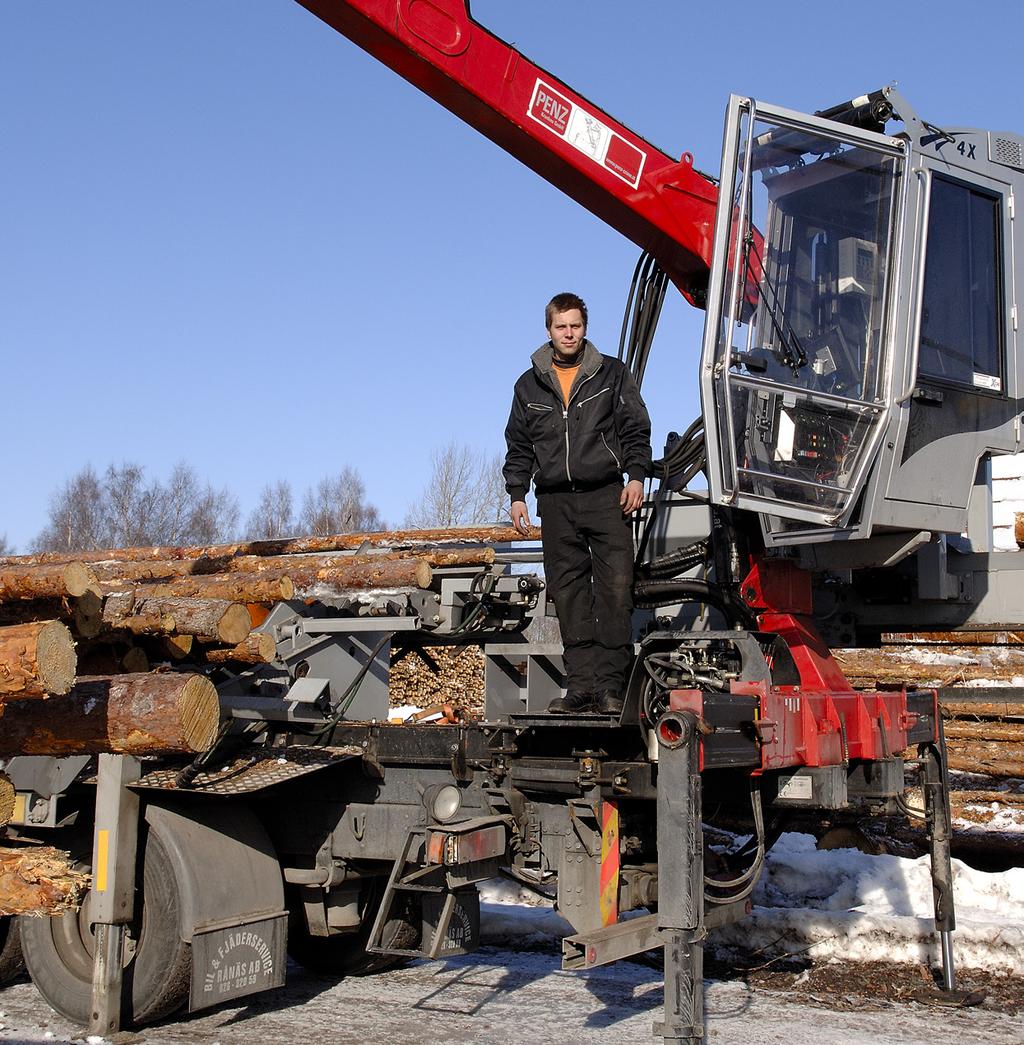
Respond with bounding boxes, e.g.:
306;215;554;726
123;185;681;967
632;578;756;628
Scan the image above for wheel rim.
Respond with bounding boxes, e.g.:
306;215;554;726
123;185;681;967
45;866;139;982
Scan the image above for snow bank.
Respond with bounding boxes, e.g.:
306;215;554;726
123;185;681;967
476;834;1024;976
710;833;1024;974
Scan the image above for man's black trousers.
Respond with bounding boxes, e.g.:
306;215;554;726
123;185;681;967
537;483;634;693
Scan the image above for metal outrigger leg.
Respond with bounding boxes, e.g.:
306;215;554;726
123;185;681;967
920;721;956;992
655;711;705;1044
88;753;142;1036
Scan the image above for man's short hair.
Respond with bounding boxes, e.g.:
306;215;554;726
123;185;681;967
545;292;588;331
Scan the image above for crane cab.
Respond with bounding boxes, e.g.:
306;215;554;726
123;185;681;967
701;89;1022;554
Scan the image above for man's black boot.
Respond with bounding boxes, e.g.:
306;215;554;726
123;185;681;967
594;689;624;716
548;690;595;714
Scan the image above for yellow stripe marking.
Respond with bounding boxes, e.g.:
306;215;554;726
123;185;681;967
95;830;110;892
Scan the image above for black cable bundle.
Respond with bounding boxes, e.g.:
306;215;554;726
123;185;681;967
617;250;669;388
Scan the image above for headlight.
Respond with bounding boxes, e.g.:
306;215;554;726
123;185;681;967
425;783;463;823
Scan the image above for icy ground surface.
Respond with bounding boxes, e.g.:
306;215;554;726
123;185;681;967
0;834;1021;1043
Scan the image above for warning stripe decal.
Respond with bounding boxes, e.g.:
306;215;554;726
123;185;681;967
599;799;620;926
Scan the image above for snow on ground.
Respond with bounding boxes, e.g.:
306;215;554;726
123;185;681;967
477;835;1024;977
0;835;1020;1044
710;833;1024;974
1;946;1021;1045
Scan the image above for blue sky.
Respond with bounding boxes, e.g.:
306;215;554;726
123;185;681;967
2;0;1020;550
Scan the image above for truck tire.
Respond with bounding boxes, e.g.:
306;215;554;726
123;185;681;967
0;917;24;985
20;831;190;1025
287;877;417;976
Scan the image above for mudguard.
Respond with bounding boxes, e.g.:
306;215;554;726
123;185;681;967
145;801;284;941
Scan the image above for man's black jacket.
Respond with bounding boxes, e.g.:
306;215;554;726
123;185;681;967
503;340;653;503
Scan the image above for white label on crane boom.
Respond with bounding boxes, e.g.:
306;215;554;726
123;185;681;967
528;79;646;189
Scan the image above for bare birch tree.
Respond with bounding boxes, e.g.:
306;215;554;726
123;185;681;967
299;467;383;535
245;480;295;540
31;462;239;552
405;443;510;528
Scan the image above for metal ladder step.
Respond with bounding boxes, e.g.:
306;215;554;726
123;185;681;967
366;827;461;959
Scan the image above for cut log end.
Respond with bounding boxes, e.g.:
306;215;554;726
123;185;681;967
73;591;104;639
62;562;100;599
217;604;252;645
0;620;77;699
35;621;78;695
178;675;221;753
163;634;194;660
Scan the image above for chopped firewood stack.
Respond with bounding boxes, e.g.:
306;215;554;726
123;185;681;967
0;525;537;762
389;645;486;716
0;774;14;828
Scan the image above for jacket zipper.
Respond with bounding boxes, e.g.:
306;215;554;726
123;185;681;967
577;387;611;408
562;369;598;484
601;432;622;471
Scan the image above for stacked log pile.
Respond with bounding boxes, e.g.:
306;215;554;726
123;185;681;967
0;526;536;912
835;633;1024;781
0;525;536;755
940;700;1024;780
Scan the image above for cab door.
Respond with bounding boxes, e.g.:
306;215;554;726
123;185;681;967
700;96;909;532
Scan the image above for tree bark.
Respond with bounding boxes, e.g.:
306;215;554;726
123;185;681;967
290;558;434;592
0;672;220;756
0;621;76;699
946;754;1024;780
101;592;174;635
941;700;1024;719
0;846;90;916
946;739;1022;763
833;647;1024;687
943;720;1024;742
57;546;496;590
950;789;1024;807
102;594;250;644
0;524;538;568
204;633;277;664
882;630;1024;646
0;562;98;602
224;547;496;576
121;574;294;603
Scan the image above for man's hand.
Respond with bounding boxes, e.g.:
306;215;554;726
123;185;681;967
620;480;644;515
511;500;532;534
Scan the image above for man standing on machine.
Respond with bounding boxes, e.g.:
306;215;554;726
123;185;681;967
503;292;652;715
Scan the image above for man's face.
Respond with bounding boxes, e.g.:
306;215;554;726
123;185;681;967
548;308;586;362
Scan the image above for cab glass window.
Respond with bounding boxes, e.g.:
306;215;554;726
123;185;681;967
918;176;1004;391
